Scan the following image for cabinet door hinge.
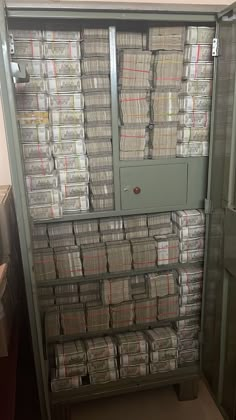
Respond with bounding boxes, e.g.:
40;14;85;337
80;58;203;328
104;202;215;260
205;198;212;215
212;38;219;57
9;33;14;55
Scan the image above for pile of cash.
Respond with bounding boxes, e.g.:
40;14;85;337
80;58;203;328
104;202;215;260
177;26;214;156
117;331;149;378
148;27;185;51
86;336;119;384
172;209;205;263
81;243;107;275
82;28;114;211
51;340;87;392
86;303;110;332
13;29;89;218
175;316;201;366
146;326;178;373
131;238;157;269
106;240;132;272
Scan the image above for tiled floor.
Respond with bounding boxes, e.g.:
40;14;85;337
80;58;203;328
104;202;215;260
71;381;223;420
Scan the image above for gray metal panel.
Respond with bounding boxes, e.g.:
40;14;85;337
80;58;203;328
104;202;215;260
5;1;222;14
0;3;50;420
109;26;121;211
6;9;217;22
120;163;188;210
202;17;236;417
221;271;236;419
120;159;207;211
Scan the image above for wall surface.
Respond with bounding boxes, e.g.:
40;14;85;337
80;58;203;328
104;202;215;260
0;99;11;185
0;0;232;184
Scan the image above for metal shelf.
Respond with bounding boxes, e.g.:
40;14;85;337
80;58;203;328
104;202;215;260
50;364;200;405
46;315;198;344
37;262;187;288
119;157;208;168
33;202;205;225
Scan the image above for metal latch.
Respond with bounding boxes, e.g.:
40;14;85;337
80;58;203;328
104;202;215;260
11;62;30;83
9;33;14;55
212;38;219;57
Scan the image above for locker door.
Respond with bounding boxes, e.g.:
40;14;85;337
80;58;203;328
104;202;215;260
0;3;50;420
202;4;236;419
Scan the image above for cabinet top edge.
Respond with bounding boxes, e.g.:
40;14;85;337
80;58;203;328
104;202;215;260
6;1;222;16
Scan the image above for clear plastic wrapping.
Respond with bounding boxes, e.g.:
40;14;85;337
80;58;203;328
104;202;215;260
44;60;81;77
47;78;82;93
44;41;81;59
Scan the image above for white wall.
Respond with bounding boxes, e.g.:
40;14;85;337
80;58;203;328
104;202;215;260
0;0;231;185
0;99;11;185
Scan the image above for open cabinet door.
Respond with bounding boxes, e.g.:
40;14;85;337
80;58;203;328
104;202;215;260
0;2;50;420
202;3;236;419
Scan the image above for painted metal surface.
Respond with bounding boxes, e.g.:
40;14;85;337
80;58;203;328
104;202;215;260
120;158;207;211
7;9;217;22
0;2;50;419
109;26;121;211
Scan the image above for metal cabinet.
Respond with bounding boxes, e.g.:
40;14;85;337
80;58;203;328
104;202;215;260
1;2;236;420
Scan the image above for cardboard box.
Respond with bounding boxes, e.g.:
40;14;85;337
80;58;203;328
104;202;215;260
0;263;15;357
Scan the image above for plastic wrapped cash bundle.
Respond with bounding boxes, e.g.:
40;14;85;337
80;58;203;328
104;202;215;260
119;90;150;125
54;246;83;278
146;271;178;298
88;153;114;212
124;213;148;239
153;51;184;90
51;340;87;392
60;304;86;336
151;91;179;124
120;126;148;161
175;315;201;366
148;27;185;51
117;332;149;378
106;240;132;273
150;123;178;158
117;32;143;49
119;50;152;89
33;248;56;283
156;235;179;266
86;303;110;332
145;327;178;373
85;336;119;384
79;281;101;304
177;26;214;157
32;223;49;250
47;222;74;249
110;301;134;328
81;243;107;275
135;298;158;324
81;30;114;211
131;238;157;269
101;278;131;305
177;264;203;319
172;210;205;263
15;81;61;219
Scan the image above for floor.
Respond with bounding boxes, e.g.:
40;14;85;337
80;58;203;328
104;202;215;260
71;381;223;420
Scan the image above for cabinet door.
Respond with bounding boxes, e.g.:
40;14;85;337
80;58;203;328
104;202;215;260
0;4;51;420
120;158;207;211
202;6;236;419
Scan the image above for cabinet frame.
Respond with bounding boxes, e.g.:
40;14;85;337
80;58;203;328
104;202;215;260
0;4;221;420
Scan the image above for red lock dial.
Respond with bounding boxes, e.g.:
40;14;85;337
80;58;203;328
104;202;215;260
133;186;141;194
